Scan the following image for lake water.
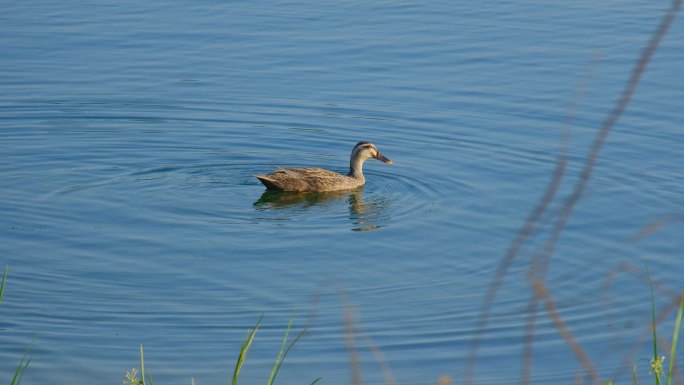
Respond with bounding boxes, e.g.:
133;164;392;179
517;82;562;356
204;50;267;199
1;1;683;384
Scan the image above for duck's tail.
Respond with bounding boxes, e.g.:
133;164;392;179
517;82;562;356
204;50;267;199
254;175;283;190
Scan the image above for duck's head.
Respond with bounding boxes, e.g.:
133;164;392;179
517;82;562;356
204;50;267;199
352;141;393;165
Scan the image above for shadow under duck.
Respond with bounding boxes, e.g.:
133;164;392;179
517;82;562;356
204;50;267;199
255;141;392;192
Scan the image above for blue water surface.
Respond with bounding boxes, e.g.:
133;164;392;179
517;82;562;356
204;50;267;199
1;1;683;384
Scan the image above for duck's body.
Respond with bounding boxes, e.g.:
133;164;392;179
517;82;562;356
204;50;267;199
255;141;392;192
256;167;364;192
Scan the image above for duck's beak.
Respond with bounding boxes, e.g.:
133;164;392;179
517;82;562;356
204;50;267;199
374;152;393;165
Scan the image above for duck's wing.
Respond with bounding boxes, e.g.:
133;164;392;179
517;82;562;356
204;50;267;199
255;168;345;191
281;168;341;178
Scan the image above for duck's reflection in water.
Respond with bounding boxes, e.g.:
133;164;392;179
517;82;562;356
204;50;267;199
253;188;390;231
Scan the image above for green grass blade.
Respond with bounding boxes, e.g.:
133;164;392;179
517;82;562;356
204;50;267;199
140;344;146;385
646;266;661;385
266;317;293;385
10;356;31;385
278;327;307;373
232;315;263;385
267;316;306;385
10;344;33;385
1;265;8;304
666;293;684;385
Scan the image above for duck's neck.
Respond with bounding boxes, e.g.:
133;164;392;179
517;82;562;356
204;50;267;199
348;156;366;181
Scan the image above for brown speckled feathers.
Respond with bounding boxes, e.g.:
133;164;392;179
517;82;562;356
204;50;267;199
255;168;362;192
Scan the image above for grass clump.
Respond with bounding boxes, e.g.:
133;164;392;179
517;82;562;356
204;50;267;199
628;268;684;385
122;345;153;385
124;314;311;385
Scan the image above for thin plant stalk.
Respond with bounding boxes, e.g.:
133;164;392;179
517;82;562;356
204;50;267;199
632;363;639;385
0;266;7;303
136;344;154;385
647;267;662;385
666;294;684;385
140;344;146;385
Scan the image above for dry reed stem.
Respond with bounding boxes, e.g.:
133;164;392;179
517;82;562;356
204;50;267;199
573;367;585;385
556;215;684;286
520;297;540;385
306;281;397;385
437;374;453;385
341;290;362;385
533;280;602;384
342;290;398;385
465;38;597;385
361;334;398;385
602;261;680;306
527;9;682;370
533;0;682;280
465;0;681;383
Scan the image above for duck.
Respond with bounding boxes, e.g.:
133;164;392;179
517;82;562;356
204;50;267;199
255;141;393;192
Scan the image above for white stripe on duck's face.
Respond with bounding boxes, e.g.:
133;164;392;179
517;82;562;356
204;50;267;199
351;142;376;158
352;142;392;164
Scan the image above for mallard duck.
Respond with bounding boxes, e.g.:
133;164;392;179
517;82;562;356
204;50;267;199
255;141;393;192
